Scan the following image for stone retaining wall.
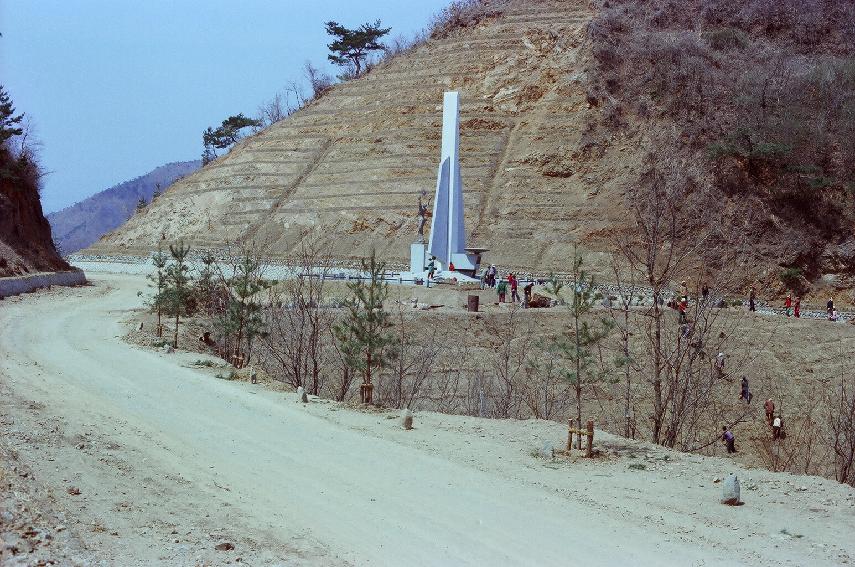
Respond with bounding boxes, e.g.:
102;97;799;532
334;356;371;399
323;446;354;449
0;270;88;299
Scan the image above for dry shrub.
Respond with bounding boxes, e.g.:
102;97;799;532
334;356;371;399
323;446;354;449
429;0;508;39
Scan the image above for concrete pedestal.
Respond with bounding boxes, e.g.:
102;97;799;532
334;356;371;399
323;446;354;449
410;241;427;274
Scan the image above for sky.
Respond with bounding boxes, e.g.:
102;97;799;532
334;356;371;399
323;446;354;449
1;0;451;213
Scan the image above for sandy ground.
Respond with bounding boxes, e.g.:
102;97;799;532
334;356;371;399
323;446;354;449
1;274;855;566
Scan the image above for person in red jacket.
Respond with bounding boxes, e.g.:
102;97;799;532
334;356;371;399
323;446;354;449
509;273;520;303
784;294;792;317
794;296;801;318
764;398;775;425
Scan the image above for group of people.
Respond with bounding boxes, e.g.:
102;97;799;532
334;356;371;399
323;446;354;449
721;376;786;454
753;286;844;322
494;272;535;307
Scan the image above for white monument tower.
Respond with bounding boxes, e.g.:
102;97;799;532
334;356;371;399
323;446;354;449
425;91;479;274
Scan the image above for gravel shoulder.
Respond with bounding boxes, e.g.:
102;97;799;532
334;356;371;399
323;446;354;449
1;274;854;566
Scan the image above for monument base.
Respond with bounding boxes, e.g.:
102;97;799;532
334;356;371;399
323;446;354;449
410;241;427;274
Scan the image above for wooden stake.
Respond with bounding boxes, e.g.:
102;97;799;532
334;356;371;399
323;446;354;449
586;420;594;458
567;419;574;452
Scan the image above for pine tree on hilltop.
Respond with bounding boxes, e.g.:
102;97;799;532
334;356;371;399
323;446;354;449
0;85;24;143
201;114;262;165
325;20;391;77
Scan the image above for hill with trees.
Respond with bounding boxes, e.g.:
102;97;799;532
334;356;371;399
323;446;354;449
48;160;200;254
88;0;855;295
0;85;69;277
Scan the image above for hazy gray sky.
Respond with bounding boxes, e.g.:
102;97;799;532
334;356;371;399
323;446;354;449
2;1;451;213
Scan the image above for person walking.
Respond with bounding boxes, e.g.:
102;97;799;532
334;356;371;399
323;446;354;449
740;376;753;404
715;352;726;378
722;426;737;453
678;297;688;324
827;297;835;320
784;294;792;317
772;415;782;440
749;285;756;312
701;283;710;302
496;279;507;303
426;257;436;287
794;296;801;318
680;280;689;302
764;398;775;425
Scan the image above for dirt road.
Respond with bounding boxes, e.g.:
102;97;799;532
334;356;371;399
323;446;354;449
1;274;854;566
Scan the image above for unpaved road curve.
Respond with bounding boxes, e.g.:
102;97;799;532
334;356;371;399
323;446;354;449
2;274;854;566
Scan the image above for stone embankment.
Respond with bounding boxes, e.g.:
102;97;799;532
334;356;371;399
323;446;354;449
0;270;87;299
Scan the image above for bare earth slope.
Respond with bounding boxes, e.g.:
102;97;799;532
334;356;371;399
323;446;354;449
90;0;630;271
1;276;854;565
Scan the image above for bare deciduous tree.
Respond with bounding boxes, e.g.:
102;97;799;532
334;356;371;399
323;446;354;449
379;303;441;409
261;235;332;395
830;376;855;486
485;307;533;419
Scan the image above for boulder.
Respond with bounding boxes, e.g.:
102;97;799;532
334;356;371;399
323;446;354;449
401;408;414;430
528;293;552;308
538;441;554;459
722;473;741;505
296;386;308;403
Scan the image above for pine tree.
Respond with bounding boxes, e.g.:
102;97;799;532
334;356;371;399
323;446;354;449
147;245;168;337
0;85;24;143
218;249;266;367
135;197;147;212
164;242;193;348
549;244;613;447
325;20;391;76
333;250;396;404
196;251;217;316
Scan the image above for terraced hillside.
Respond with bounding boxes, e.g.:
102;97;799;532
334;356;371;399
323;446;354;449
90;0;630;271
90;0;855;294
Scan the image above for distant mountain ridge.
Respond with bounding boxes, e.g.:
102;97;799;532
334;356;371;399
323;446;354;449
48;160;200;254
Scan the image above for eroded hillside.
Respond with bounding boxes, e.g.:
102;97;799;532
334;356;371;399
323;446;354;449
0;147;69;277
